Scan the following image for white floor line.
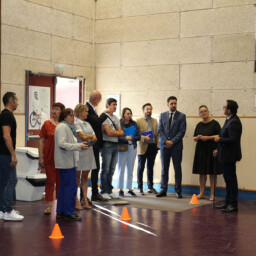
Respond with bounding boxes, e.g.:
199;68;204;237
94;204;157;230
136;222;157;230
93;208;157;237
93;204;120;216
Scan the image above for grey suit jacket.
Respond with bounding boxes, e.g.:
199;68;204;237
158;110;186;150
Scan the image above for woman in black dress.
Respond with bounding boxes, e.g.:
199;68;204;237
193;105;221;201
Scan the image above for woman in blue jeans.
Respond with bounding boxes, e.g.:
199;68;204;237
117;108;140;197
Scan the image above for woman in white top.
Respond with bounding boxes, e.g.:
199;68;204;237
74;104;97;209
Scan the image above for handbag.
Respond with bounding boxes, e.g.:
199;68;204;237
118;143;128;152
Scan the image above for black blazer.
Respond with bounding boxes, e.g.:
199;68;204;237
86;102;107;148
218;115;242;163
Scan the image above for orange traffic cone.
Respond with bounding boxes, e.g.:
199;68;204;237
119;207;132;221
189;194;200;205
49;223;64;239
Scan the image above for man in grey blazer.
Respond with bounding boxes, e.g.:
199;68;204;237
157;96;186;198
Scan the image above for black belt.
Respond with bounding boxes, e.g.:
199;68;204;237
103;141;118;145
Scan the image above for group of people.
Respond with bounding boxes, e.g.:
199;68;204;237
0;90;242;222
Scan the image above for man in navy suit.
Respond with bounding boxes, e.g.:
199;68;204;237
157;96;186;198
214;100;242;212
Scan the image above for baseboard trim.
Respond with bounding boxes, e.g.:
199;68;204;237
92;180;256;201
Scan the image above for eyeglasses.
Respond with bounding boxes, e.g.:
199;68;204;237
52;107;61;111
199;110;208;114
68;114;74;117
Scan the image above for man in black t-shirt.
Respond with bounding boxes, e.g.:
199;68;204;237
0;92;24;221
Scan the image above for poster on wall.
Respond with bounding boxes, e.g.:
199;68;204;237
106;94;121;116
29;86;50;130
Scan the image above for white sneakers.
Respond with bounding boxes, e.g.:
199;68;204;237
101;193;111;200
109;193;120;199
3;210;24;221
0;211;4;220
101;193;120;200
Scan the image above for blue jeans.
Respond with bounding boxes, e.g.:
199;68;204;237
0;154;17;212
57;168;77;215
117;144;137;190
100;142;118;194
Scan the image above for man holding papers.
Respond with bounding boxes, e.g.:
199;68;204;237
137;103;160;195
157;96;186;198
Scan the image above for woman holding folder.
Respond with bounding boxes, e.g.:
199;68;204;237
117;108;140;197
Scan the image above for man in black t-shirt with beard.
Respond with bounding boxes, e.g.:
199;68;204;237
0;92;24;221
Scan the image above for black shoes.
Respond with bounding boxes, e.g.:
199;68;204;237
127;190;136;197
138;189;145;196
65;213;81;221
156;192;182;198
119;190;124;197
176;193;183;199
215;204;228;210
156;191;167;197
56;212;65;218
215;204;238;212
57;212;82;221
148;188;158;195
221;205;238;213
91;193;108;202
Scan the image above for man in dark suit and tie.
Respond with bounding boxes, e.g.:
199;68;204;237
86;90;109;202
214;100;242;212
157;96;186;198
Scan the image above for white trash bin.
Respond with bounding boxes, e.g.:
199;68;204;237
16;147;46;201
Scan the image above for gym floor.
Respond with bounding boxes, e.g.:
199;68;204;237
0;198;255;256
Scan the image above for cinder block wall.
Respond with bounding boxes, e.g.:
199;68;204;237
1;0;256;191
1;0;95;146
94;0;256;190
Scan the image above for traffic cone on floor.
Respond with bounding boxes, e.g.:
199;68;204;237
49;223;64;239
189;194;200;205
119;207;132;221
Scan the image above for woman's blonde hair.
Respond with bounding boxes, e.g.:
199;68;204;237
74;104;88;117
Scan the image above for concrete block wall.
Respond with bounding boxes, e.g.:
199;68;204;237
1;0;256;191
1;0;95;146
94;0;256;190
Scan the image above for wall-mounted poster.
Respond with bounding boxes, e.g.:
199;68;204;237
29;86;50;130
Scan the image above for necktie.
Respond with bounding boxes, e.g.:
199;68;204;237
169;112;173;130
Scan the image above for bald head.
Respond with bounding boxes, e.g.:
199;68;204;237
89;90;101;100
89;90;102;107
